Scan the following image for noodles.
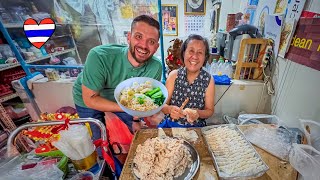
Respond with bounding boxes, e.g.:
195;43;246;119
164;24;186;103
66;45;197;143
119;81;160;111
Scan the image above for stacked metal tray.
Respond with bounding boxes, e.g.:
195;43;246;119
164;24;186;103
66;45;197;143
201;124;269;179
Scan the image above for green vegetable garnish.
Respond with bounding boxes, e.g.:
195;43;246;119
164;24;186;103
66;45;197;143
145;87;161;96
137;96;145;104
144;87;165;106
151;91;162;98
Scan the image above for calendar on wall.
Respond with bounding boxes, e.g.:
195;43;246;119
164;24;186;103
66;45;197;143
184;15;205;35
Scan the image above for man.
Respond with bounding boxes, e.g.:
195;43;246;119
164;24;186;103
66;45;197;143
73;15;162;140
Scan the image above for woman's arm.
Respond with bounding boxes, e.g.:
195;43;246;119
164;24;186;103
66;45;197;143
197;77;215;119
161;70;185;120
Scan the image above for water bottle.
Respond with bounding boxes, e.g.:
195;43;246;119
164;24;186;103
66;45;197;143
221;60;228;76
227;61;234;78
210;59;217;75
217;58;225;76
225;60;233;78
204;61;210;73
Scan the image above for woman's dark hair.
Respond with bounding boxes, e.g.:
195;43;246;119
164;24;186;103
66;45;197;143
131;15;160;38
180;34;210;65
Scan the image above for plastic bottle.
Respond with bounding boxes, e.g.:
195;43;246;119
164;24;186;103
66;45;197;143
227;61;234;78
204;61;211;73
221;60;227;76
210;59;217;75
217;58;225;75
222;60;232;78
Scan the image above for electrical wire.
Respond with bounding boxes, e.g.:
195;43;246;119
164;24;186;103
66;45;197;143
256;39;276;112
262;39;275;95
214;83;232;106
263;64;275;95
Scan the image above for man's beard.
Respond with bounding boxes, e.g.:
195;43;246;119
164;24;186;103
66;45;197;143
129;44;151;64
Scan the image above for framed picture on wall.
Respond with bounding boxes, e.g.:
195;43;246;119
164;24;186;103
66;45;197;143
162;4;178;36
185;0;206;15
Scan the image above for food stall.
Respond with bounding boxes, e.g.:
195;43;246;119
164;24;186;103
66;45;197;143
120;126;298;180
0;0;319;179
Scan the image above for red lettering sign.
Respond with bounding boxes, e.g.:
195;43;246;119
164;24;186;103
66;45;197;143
286;17;320;71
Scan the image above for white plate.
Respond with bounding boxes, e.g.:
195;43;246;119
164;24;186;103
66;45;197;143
188;0;203;9
114;77;168;118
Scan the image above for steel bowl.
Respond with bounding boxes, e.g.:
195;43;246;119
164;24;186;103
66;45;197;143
132;139;200;180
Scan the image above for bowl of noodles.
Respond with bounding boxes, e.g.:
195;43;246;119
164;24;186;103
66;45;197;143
114;77;168;117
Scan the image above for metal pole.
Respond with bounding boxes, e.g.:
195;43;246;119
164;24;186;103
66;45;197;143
158;0;166;84
25;64;84;69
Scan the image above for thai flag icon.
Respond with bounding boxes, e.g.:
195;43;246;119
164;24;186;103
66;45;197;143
23;18;56;49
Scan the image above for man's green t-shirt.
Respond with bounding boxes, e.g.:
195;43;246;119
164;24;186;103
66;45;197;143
73;44;162;108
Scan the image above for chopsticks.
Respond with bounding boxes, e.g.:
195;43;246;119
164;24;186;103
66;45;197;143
171;98;189;121
180;98;189;110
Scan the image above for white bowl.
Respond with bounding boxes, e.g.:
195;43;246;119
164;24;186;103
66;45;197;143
114;77;168;118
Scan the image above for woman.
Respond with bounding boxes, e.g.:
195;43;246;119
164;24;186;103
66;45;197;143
159;34;215;128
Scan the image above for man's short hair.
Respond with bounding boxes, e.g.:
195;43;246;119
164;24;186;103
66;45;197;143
131;15;160;39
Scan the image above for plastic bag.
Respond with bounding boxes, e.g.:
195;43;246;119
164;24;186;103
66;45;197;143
244;126;293;161
104;112;133;154
53;0;72;23
238;114;282;125
289;143;320;180
62;57;77;65
213;75;231;85
1;163;64;180
300;119;320;151
52;125;95;160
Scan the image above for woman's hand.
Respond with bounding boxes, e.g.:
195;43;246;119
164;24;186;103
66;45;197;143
169;105;185;120
183;108;199;124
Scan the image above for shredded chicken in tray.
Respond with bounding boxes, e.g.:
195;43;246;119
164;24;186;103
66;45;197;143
132;137;192;180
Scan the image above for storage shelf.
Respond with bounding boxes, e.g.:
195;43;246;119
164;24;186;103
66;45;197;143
3;23;21;28
0;48;76;71
27;48;76;63
13;115;31;127
0;63;20;71
0;93;18;103
4;23;71;28
4;23;106;28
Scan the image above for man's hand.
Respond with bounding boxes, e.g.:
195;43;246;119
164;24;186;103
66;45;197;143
146;112;165;125
169;105;185;120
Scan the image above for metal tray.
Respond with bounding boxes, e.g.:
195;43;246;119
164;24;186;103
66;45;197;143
132;138;200;180
201;124;269;180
